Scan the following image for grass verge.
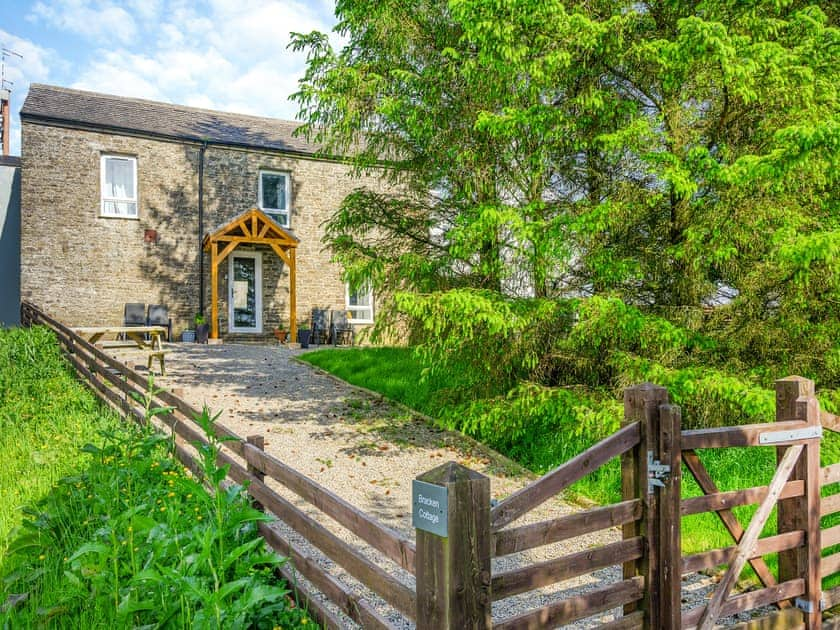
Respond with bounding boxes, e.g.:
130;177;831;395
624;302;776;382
1;327;312;628
302;346;840;587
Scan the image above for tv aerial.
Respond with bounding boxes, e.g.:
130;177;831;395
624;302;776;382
1;47;23;92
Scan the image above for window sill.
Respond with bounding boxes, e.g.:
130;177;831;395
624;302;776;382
99;214;140;220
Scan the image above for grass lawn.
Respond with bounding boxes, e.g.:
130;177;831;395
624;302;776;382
1;327;312;628
302;346;840;587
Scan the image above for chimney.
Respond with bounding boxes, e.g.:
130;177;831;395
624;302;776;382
0;89;9;156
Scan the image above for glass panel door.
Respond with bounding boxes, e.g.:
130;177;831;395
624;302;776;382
228;252;262;333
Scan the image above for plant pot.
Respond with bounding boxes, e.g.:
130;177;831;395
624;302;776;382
195;323;210;344
274;329;288;343
298;329;311;349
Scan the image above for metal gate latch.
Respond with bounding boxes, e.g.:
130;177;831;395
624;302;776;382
795;597;826;613
647;451;671;494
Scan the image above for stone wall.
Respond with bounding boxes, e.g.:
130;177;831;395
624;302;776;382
20;122;385;338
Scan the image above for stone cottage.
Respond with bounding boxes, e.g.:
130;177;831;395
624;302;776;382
19;84;382;341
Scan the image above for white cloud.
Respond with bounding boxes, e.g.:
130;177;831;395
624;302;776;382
67;0;339;123
0;30;59;155
3;0;342;154
30;0;139;44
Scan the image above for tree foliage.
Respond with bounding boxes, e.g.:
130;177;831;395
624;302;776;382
291;0;840;421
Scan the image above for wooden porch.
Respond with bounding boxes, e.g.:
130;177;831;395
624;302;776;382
202;207;299;342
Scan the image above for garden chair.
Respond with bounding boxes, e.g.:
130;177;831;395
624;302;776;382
121;303;146;340
330;310;354;346
124;303;146;327
147;304;172;341
310;308;330;345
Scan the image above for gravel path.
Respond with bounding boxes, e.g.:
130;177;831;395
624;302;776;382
128;342;749;628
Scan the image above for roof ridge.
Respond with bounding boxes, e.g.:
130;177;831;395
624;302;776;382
25;83;304;129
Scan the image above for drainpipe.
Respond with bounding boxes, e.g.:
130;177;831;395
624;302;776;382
198;141;207;315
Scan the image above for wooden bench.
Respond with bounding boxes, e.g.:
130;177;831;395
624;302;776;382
147;350;170;375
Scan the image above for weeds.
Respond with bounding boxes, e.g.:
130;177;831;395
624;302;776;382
1;327;312;628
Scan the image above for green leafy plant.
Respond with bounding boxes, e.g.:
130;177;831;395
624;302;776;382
0;334;313;628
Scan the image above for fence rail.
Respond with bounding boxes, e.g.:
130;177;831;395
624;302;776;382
21;302;410;629
21;301;840;629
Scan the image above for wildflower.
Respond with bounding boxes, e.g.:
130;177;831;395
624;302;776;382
196;515;203;521
168;492;175;497
160;506;166;512
38;554;45;561
127;526;133;532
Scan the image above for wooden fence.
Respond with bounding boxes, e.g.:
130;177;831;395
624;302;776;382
21;301;840;629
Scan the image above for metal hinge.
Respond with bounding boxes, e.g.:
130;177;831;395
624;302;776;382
759;426;822;444
647;451;671;494
795;597;825;613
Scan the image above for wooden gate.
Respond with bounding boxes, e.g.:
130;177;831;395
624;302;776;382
424;379;837;629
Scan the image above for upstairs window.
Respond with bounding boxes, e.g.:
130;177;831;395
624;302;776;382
100;155;138;218
259;171;291;227
346;283;374;323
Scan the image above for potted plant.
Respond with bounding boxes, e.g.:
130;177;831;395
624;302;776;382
273;325;288;344
194;313;210;344
297;327;311;349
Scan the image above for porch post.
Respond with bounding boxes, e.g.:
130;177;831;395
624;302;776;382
210;240;219;340
289;248;297;345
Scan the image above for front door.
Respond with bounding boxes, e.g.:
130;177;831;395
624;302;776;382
228;251;262;333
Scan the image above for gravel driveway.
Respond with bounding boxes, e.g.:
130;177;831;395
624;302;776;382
138;342;742;628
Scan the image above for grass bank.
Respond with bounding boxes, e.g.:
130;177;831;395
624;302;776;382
301;346;840;583
1;327;312;628
0;326;121;558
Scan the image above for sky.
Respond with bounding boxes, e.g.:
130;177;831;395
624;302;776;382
1;0;342;155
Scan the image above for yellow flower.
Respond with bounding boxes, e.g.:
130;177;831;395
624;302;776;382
38;554;45;561
196;515;203;521
127;526;133;532
160;506;166;512
168;492;175;498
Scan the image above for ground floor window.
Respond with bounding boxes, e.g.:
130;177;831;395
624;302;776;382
346;283;373;323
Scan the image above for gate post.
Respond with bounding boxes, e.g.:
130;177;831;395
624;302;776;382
623;383;681;629
775;376;822;628
414;462;491;630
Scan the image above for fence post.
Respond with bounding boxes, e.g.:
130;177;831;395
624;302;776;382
623;383;679;629
775;376;822;628
246;434;265;512
414;461;491;630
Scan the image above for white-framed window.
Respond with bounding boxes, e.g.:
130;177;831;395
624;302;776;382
259;170;291;227
100;155;138;218
346;283;374;323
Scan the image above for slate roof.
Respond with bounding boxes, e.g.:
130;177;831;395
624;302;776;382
21;84;322;156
